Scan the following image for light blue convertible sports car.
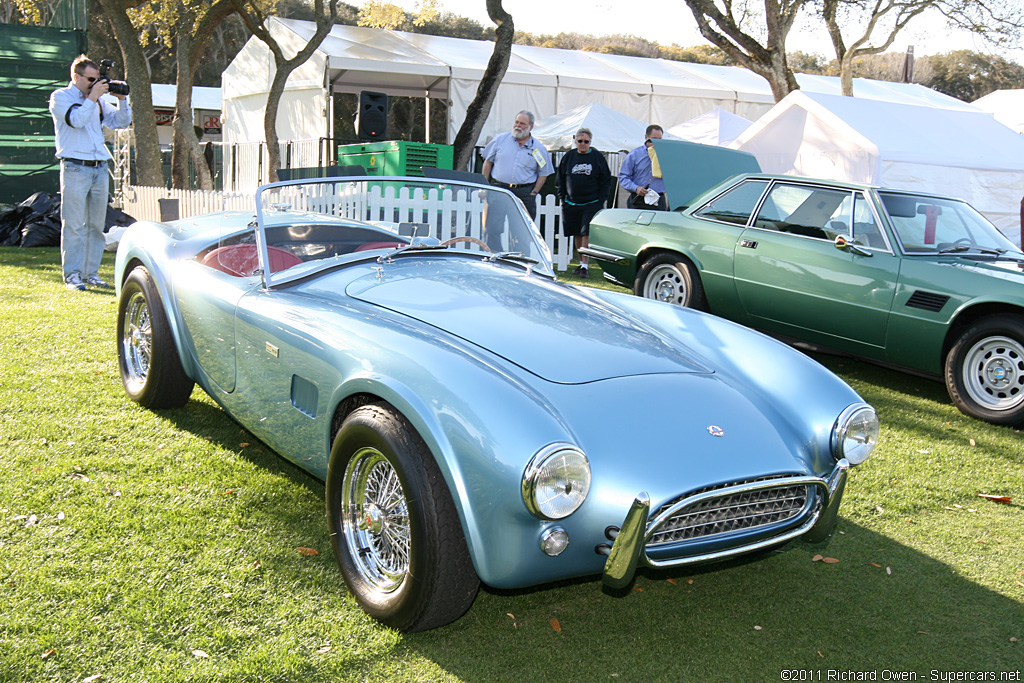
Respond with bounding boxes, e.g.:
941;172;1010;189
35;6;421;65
114;176;879;632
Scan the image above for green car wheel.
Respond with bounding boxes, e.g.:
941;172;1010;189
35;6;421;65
945;315;1024;426
635;253;707;310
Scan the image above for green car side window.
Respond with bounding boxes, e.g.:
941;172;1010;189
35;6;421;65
752;183;850;241
693;179;768;226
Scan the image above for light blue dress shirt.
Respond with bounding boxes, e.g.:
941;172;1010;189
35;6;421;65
49;83;132;161
482;132;553;186
618;143;666;195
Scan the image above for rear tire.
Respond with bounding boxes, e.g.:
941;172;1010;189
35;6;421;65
117;266;194;409
945;315;1024;426
634;253;707;310
326;404;479;632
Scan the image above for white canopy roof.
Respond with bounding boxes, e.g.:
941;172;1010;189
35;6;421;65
973;89;1024;134
732;90;1024;242
668;108;752;146
149;84;222;111
532;102;649;152
220;20;985;188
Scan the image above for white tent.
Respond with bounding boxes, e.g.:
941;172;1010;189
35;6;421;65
973;90;1024;134
532;102;648;152
222;19;977;149
731;90;1024;243
668;108;752;146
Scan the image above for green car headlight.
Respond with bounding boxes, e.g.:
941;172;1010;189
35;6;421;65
522;444;591;520
832;403;880;465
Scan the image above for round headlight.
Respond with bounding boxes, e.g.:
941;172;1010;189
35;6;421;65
522;445;591;519
832;403;880;465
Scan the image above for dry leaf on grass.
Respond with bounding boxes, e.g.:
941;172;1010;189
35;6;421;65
296;547;319;556
754;625;762;631
869;562;882;568
240;442;250;448
81;675;103;683
41;649;55;659
822;557;840;564
633;586;643;592
666;578;678;585
549;618;561;633
687;579;694;584
977;493;1012;504
812;554;824;562
191;649;210;658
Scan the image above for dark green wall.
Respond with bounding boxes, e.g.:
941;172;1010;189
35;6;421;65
0;24;88;204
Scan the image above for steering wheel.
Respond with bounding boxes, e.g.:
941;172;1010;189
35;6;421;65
440;236;492;252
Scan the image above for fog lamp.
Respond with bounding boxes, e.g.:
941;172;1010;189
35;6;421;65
540;527;570;556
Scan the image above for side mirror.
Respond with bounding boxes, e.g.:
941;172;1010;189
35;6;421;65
834;234;873;257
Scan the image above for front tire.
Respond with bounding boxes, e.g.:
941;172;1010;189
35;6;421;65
326;404;479;632
117;266;194;408
945;315;1024;426
635;253;707;310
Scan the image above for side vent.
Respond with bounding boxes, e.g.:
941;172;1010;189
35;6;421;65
290;375;319;418
905;290;949;313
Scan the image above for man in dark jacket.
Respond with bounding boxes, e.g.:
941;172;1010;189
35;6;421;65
555;128;611;278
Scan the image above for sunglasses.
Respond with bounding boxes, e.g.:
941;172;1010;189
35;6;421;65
576;139;591;144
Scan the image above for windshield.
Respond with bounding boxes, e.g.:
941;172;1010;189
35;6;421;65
879;191;1021;255
246;177;553;285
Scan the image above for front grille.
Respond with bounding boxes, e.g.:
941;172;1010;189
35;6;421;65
647;478;811;547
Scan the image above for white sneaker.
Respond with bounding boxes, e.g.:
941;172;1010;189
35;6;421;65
65;273;85;291
84;275;110;288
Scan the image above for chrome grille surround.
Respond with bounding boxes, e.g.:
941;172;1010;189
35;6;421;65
646;475;816;548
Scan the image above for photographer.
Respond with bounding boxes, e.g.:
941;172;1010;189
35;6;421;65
49;55;131;291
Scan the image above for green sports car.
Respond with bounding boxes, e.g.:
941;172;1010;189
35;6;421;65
586;141;1024;427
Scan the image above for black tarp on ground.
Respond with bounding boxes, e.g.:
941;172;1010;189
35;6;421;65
0;192;137;247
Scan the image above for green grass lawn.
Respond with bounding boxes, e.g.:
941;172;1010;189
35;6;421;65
2;249;1021;683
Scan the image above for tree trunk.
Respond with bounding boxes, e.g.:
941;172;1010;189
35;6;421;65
452;0;514;171
234;0;338;183
170;0;236;189
97;0;163;187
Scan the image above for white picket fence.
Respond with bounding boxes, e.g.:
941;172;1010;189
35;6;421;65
120;183;575;271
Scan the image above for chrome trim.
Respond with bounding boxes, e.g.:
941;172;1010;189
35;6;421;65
831;402;878;464
602;492;650;589
805;459;849;543
579;246;629;265
521;443;590;520
600;460;850;587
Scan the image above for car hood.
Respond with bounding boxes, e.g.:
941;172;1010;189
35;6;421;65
344;259;711;384
651;138;761;209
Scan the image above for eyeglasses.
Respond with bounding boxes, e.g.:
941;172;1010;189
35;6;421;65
86;76;96;83
576;139;591;145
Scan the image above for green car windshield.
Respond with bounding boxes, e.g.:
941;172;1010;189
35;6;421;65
879;191;1021;255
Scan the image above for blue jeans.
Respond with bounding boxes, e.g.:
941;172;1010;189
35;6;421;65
60;160;109;280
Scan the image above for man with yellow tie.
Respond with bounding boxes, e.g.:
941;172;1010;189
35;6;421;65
618;124;668;211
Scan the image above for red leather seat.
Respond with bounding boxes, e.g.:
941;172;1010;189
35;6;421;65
203;244;303;277
354;241;405;252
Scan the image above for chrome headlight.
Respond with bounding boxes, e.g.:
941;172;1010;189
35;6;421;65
522;444;591;519
832;403;880;465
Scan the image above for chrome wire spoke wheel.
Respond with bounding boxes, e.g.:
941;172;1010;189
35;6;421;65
121;291;153;392
342;447;411;593
961;334;1024;412
644;263;687;305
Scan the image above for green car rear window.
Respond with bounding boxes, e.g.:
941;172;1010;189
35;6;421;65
693;179;768;226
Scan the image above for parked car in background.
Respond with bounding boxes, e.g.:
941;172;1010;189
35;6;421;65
586;144;1024;426
114;176;879;632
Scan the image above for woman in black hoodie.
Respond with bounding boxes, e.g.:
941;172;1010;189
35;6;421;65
556;127;612;278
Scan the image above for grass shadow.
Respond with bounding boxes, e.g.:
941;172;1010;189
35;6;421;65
408;522;1023;681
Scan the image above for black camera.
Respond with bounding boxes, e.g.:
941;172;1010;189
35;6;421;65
97;59;130;96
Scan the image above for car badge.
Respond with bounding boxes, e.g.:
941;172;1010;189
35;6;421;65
707;425;725;437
